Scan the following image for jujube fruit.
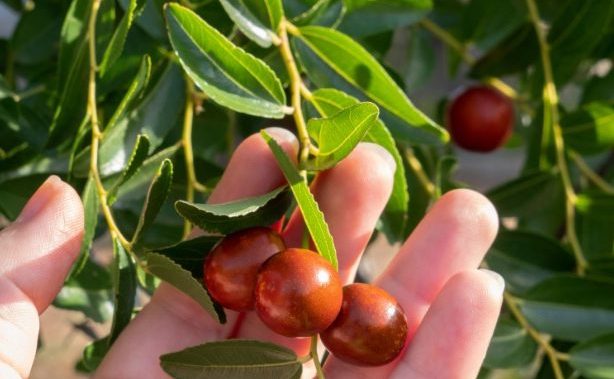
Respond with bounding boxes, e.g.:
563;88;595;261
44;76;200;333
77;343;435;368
446;85;514;152
320;283;408;366
255;248;343;337
204;227;286;311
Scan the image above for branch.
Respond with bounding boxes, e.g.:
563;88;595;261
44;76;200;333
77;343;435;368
87;0;130;250
278;19;312;168
525;0;588;275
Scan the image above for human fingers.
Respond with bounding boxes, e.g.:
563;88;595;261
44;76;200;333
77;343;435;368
324;189;499;378
95;127;298;379
391;269;504;379
0;176;84;378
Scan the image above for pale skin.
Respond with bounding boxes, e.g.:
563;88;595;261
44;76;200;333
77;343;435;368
0;127;504;379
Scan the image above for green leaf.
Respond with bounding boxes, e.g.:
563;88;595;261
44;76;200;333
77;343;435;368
48;0;99;147
291;0;345;27
219;0;283;48
131;159;174;251
67;258;114;290
115;145;180;203
458;0;525;51
483;318;538;369
261;131;338;269
105;55;152;132
165;3;287;118
582;71;614;105
487;170;564;218
160;340;302;379
293;25;447;144
308;88;408;240
71;178;100;276
124;0;166;41
10;2;63;64
54;282;113;323
74;61;181;177
79;337;109;372
548;0;614;85
57;0;91;87
156;236;221;279
306;102;379;170
577;192;614;260
144;252;225;323
0;90;48;150
469;23;539;78
108;134;151;205
404;27;436;91
102;60;183;172
339;0;432;37
570;333;614;378
485;230;575;295
520;276;614;341
49;38;89;147
99;0;138;76
577;193;614;218
175;186;291;235
109;238;137;344
561;103;614;155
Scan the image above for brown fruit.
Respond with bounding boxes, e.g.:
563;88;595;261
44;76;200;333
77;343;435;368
321;283;408;366
446;85;514;152
255;248;343;337
204;227;285;311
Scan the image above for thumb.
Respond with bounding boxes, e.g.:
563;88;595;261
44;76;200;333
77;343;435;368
0;176;84;378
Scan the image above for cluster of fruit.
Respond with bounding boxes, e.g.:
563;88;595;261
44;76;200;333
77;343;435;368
204;227;409;366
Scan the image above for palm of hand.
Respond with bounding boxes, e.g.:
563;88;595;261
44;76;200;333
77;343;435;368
0;128;503;379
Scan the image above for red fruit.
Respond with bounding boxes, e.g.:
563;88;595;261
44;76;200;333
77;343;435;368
204;227;285;311
446;85;514;152
320;283;408;366
255;248;342;337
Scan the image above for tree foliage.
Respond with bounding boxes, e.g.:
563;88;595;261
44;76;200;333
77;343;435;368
1;0;613;377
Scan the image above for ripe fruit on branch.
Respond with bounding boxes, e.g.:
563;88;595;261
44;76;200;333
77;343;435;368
204;227;286;311
255;248;343;337
446;85;514;152
320;283;408;366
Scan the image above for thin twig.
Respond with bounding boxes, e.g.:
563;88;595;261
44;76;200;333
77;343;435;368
504;293;565;379
278;19;312;168
570;151;614;195
87;0;130;250
525;0;588;275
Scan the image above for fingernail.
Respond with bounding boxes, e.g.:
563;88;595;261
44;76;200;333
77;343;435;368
361;142;396;175
263;127;297;145
479;269;506;296
17;175;62;223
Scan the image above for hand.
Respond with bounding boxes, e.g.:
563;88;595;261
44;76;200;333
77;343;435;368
0;128;504;379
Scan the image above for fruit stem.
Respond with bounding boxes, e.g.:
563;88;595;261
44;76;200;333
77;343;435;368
418;18;519;100
310;335;325;379
569;150;614;195
525;0;588;275
86;0;131;251
278;19;312;171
